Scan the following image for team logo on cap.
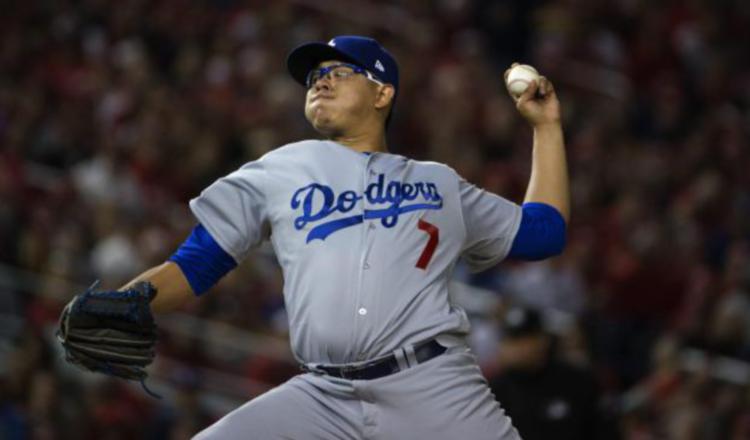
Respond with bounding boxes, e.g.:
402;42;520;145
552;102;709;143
375;60;385;72
328;39;336;46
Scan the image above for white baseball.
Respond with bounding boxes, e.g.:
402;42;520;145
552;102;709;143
506;64;540;98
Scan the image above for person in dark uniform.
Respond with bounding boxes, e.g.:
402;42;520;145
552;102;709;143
488;306;617;440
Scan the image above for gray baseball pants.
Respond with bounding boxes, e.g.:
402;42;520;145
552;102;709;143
193;346;520;439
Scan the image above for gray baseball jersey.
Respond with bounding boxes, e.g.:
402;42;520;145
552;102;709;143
190;140;521;365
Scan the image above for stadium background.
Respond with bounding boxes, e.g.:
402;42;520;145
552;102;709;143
1;0;749;438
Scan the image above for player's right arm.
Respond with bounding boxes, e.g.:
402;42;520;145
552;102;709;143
512;73;569;223
504;66;569;261
459;69;569;269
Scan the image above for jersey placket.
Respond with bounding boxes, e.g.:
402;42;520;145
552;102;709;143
350;153;380;362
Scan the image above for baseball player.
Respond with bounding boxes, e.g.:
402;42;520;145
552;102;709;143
119;35;569;439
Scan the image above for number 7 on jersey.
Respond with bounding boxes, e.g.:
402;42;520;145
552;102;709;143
416;219;439;269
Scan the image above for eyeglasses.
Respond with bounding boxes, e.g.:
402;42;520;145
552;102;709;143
306;62;384;89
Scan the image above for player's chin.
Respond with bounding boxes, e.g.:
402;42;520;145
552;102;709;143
312;121;342;138
306;108;338;135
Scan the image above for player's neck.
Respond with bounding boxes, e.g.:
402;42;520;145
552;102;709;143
331;128;388;153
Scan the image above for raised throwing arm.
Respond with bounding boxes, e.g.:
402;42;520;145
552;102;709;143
505;64;570;223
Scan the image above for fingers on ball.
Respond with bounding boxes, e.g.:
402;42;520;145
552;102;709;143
525;79;539;97
538;77;548;96
516;80;538;106
539;76;555;95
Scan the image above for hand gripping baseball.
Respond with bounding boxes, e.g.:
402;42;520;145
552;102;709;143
57;281;161;398
504;63;561;128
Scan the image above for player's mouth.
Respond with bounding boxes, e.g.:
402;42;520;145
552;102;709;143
310;93;335;103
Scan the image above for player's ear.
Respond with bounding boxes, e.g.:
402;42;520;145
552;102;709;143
374;84;395;110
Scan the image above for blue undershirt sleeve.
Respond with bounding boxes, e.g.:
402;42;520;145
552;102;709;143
507;202;567;261
168;223;238;295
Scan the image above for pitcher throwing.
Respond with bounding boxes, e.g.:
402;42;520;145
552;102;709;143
60;35;570;440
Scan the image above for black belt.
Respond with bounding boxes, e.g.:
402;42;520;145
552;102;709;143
302;339;447;381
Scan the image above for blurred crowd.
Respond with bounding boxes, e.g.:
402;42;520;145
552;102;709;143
1;0;750;438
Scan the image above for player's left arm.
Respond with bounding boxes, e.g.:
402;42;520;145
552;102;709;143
505;65;569;260
121;224;238;312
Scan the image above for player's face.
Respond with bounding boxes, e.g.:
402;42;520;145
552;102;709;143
304;60;384;136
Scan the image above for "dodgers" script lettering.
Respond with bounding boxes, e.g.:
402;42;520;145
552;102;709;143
291;174;443;242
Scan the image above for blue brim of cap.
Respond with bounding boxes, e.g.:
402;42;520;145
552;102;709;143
287;43;361;86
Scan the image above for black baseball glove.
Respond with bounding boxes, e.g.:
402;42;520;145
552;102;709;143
57;281;160;396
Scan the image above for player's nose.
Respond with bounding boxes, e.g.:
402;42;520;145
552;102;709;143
311;76;333;92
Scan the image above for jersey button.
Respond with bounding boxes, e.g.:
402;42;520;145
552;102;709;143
363;262;370;269
369;223;376;230
358;308;368;316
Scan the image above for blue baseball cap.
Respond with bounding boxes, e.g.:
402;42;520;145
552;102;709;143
287;35;399;92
